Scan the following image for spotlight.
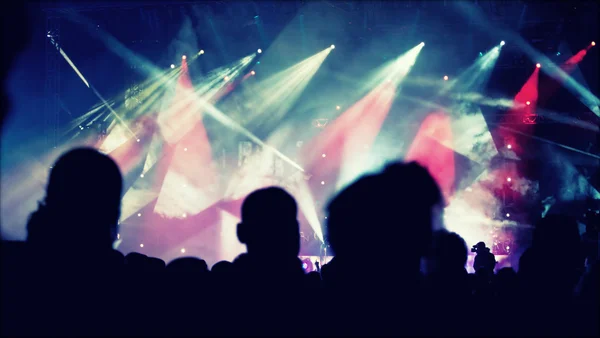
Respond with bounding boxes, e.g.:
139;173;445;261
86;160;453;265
199;50;204;55
322;154;326;158
137;213;142;217
420;42;425;46
506;213;510;218
443;75;449;81
136;139;141;142
140;173;145;178
506;177;512;182
170;64;175;69
182;213;187;218
181;248;186;253
251;70;256;75
592;41;596;46
182;55;187;60
140;243;144;248
257;48;262;54
500;40;505;46
321;181;325;185
507;144;512;149
184;147;188;151
330;44;335;49
336;105;341;110
536;63;541;68
117;234;120;239
224;76;230;81
526;101;531;106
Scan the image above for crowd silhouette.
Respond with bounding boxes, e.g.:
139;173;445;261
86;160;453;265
1;148;597;336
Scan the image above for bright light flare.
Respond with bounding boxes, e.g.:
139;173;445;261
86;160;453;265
443;75;449;81
536;63;541;68
199;50;205;55
363;42;424;91
591;41;596;46
440;45;501;95
182;55;187;60
171;64;175;69
257;48;262;54
230;47;333;129
330;44;335;49
500;40;505;46
251;70;256;75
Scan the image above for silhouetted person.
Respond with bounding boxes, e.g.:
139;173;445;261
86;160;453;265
163;257;210;335
8;148;124;335
27;148;122;256
211;260;234;275
323;162;443;335
472;241;496;277
517;214;586;335
230;187;306;335
519;215;583;299
426;230;470;296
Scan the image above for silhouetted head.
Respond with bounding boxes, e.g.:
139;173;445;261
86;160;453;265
520;215;584;294
429;230;468;273
147;257;166;271
27;148;123;251
166;257;209;274
326;162;442;267
125;252;149;271
237;187;299;258
211;260;234;274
